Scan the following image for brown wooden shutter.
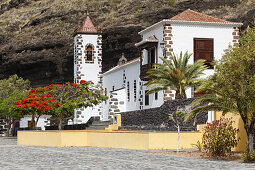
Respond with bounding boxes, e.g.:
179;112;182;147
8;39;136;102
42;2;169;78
194;38;214;69
145;90;149;106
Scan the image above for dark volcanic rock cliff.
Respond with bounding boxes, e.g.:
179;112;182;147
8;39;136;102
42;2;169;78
0;0;254;86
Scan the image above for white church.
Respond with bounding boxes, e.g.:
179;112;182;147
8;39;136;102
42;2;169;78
19;9;242;130
72;9;242;125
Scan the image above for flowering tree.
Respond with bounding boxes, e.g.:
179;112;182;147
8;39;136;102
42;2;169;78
12;88;54;129
12;80;107;130
44;81;107;130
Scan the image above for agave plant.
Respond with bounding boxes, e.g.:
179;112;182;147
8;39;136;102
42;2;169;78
144;51;207;99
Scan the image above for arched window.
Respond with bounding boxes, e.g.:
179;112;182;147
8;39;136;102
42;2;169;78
86;46;93;61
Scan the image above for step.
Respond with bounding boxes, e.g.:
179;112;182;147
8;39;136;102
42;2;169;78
91;121;111;126
86;125;108;130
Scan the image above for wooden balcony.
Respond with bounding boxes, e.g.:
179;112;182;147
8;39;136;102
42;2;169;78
140;64;150;81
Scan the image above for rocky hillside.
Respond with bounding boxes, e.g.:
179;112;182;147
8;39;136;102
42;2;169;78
0;0;254;86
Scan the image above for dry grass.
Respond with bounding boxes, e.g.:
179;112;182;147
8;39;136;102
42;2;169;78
204;0;255;22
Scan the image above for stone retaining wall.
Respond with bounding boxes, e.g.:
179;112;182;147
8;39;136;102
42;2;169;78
0;118;8;136
120;98;207;131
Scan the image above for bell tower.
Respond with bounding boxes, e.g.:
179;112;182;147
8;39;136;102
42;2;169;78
73;5;103;124
74;5;102;85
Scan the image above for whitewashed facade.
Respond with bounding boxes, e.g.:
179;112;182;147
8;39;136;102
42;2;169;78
73;9;242;124
19;115;51;130
73;13;103;124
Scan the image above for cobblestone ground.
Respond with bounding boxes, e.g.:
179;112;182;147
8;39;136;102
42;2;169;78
0;137;255;170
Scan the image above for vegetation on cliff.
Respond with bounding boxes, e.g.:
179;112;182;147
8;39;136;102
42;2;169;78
0;0;254;86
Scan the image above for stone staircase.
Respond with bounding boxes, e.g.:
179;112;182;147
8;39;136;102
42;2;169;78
86;117;112;130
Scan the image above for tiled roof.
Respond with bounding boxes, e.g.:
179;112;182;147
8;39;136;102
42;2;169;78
76;15;98;33
147;35;158;41
138;9;242;35
135;35;158;47
103;57;140;75
169;9;238;24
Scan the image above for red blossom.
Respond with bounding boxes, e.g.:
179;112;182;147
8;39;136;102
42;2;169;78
80;80;86;84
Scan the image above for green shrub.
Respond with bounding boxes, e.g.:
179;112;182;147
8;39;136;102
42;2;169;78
242;151;255;162
191;140;203;152
167;0;175;7
134;5;141;11
202;118;239;157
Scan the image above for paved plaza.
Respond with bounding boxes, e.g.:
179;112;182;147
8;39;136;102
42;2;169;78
0;137;254;170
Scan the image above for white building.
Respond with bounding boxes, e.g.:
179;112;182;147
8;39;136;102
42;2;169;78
19;115;51;130
73;9;242;124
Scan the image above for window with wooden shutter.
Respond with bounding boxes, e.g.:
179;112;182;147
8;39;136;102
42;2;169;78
148;47;157;69
86;46;93;61
194;38;214;69
145;90;149;106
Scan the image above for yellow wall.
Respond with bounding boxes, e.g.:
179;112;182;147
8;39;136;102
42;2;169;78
18;131;62;147
18;130;202;150
148;132;203;150
105;114;121;131
17;130;89;147
214;111;247;152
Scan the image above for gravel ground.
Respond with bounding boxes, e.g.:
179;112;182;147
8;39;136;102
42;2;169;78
0;137;255;170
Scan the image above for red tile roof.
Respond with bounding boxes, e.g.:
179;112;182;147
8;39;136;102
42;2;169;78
169;9;237;24
147;35;158;41
135;35;158;47
76;15;98;33
104;57;140;75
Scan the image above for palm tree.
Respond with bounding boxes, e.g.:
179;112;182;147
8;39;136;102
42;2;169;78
184;75;238;123
145;51;207;99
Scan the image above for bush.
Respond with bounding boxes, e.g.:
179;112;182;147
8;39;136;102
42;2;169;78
202;118;239;157
191;140;203;152
242;151;255;162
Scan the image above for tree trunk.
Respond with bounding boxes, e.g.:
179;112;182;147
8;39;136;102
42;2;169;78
35;116;40;128
248;132;254;153
175;89;187;99
58;113;62;130
177;125;180;152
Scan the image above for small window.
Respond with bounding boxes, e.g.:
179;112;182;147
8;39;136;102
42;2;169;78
134;80;137;102
155;92;158;100
127;82;130;102
148;47;156;69
86;46;93;61
194;38;214;69
145;90;149;106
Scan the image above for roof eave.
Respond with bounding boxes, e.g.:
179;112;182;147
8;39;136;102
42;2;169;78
103;59;140;76
135;40;158;47
138;19;243;35
73;31;102;37
138;20;168;35
167;20;243;26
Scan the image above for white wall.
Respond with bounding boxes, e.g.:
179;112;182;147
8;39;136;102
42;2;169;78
73;33;103;124
170;24;235;98
103;60;140;112
140;25;165;109
112;88;126;113
74;34;101;84
20;115;51;130
74;105;101;124
142;25;164;65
